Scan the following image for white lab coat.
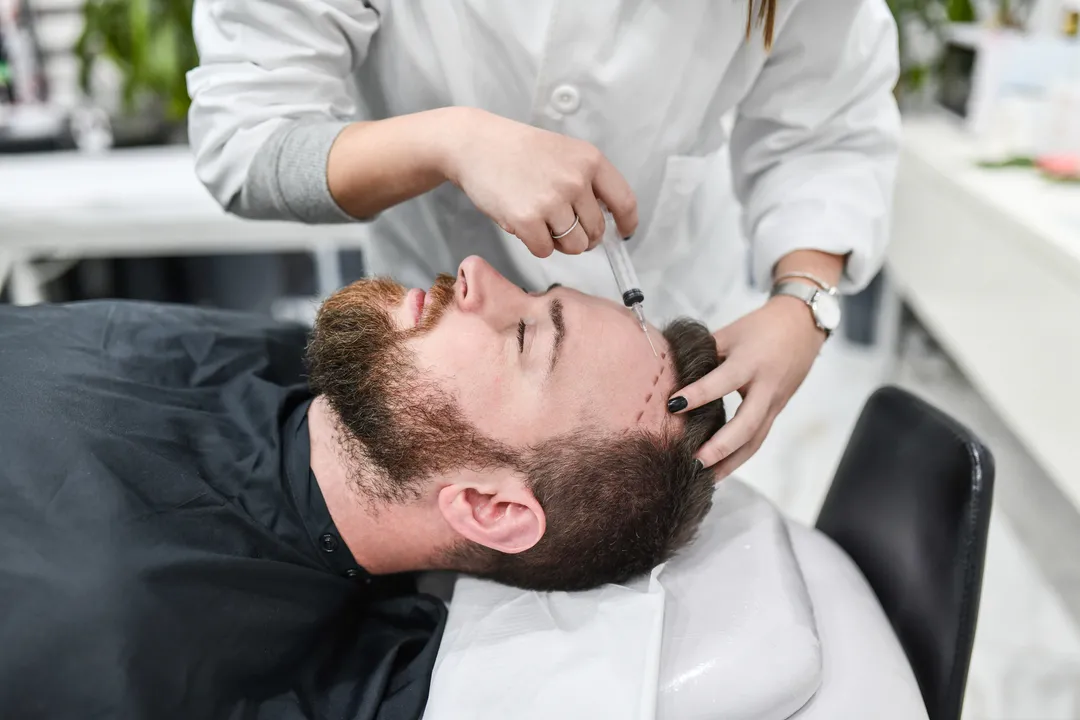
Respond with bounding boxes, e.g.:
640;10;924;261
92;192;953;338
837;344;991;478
187;0;900;328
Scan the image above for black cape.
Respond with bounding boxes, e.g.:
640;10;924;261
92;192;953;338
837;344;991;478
0;301;446;720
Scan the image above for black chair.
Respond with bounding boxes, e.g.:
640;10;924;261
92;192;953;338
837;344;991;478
816;386;994;720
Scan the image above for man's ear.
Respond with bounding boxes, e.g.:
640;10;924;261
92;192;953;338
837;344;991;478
437;467;545;554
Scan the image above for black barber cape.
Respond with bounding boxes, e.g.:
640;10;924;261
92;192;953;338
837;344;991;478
0;301;446;720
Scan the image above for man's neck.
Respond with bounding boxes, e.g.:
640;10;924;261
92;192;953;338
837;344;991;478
307;396;452;575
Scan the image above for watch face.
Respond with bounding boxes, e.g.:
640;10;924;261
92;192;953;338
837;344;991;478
811;292;842;331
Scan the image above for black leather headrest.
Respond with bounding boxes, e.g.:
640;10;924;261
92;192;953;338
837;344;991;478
817;386;994;720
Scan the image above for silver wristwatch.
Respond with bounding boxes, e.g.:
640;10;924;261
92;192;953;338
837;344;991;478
770;281;842;337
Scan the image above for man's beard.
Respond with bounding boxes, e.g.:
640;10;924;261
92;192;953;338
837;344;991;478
306;275;518;504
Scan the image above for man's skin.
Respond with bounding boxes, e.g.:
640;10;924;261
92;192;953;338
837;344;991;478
310;255;685;576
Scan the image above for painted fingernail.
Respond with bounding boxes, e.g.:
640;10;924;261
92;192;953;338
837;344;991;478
623;234;633;242
667;396;688;413
693;459;705;473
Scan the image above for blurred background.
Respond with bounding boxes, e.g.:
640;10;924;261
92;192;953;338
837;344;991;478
0;0;365;318
2;0;1079;717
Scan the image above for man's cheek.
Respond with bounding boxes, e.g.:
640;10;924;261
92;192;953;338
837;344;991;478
410;331;469;374
457;372;537;443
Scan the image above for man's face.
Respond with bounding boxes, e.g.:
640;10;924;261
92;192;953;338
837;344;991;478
308;257;724;590
308;255;679;499
390;256;676;449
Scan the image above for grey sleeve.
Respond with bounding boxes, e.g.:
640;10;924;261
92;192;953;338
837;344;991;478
229;120;360;224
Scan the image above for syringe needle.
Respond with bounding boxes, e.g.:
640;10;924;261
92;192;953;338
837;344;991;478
643;325;659;358
631;303;659;358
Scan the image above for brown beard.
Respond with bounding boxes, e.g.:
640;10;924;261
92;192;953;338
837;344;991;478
306;274;518;504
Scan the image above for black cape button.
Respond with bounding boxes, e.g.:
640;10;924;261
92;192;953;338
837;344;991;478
320;533;339;553
344;568;360;579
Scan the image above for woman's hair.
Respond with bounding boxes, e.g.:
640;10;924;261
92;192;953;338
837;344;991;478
747;0;778;50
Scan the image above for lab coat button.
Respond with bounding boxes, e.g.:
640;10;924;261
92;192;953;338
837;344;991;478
551;84;581;114
320;533;339;553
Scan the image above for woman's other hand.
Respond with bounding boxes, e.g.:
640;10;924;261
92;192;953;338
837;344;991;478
665;250;846;481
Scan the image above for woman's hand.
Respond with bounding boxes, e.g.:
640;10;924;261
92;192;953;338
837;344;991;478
440;108;639;257
667;294;827;481
327;107;637;255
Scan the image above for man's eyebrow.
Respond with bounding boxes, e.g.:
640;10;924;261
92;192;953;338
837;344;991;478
525;283;561;296
547;298;565;375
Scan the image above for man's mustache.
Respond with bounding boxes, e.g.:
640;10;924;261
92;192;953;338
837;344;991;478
414;274;457;333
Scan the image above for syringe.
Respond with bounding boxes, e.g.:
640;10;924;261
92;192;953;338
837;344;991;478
599;214;658;358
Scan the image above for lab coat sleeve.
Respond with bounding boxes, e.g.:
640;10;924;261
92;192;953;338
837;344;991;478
729;0;901;293
186;0;379;223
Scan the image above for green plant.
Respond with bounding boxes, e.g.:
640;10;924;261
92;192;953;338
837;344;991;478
75;0;197;122
888;0;974;96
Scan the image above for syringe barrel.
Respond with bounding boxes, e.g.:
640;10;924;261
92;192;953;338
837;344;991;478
600;214;643;307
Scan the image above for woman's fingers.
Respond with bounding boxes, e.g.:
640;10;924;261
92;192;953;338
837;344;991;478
667;360;748;414
451;115;634;257
548;205;589;255
574;192;606;250
708;414;775;481
510;215;555;258
712;325;735;358
592;156;638;238
694;391;772;469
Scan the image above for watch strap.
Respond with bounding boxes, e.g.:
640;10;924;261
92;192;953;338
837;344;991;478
770;281;835;337
774;272;837;294
770;281;817;304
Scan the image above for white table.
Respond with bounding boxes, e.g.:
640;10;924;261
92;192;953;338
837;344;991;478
888;116;1080;508
0;146;366;302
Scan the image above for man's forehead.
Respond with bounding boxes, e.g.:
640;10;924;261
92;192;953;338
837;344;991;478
536;285;678;427
570;332;676;428
632;347;678;426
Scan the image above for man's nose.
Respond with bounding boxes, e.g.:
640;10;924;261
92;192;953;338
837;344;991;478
456;256;523;324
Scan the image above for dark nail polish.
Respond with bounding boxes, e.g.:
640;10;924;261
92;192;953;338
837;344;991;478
623;234;633;242
667;396;688;413
693;459;705;473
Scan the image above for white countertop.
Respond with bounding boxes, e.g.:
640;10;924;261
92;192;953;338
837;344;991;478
899;118;1080;281
1;146;219;219
0;145;364;255
889;115;1080;506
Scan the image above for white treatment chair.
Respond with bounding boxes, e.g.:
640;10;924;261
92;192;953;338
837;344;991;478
422;387;994;720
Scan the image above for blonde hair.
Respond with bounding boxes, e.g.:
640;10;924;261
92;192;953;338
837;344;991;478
746;0;777;50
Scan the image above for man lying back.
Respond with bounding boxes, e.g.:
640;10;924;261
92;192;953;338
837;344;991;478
0;256;725;719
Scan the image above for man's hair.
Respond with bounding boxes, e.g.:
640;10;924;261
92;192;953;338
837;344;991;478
449;318;726;591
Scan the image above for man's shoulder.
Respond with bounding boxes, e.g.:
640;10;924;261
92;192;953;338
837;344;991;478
0;300;311;485
0;299;306;338
0;300;311;387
